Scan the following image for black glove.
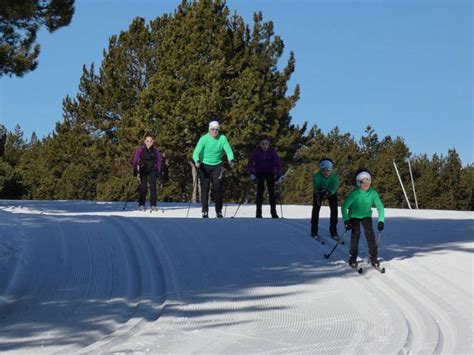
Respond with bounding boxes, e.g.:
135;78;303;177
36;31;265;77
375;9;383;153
229;160;235;168
133;169;138;177
344;221;352;231
317;188;328;200
378;221;384;231
322;190;330;199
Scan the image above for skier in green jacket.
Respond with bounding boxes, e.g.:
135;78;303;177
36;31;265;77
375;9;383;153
192;121;235;218
341;170;385;267
311;158;339;238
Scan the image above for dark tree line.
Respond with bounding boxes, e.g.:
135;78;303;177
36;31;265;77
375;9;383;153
1;122;471;210
1;1;471;210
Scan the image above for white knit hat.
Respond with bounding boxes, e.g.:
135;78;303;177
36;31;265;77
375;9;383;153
209;121;220;129
356;171;372;185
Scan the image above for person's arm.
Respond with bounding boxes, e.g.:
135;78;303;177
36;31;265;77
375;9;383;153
313;174;321;193
132;147;142;174
247;149;256;174
329;174;339;195
192;136;205;163
341;193;354;222
274;149;282;177
155;148;162;174
222;135;234;162
373;190;385;222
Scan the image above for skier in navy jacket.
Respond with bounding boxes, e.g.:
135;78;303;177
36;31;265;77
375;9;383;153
247;135;282;218
132;132;162;211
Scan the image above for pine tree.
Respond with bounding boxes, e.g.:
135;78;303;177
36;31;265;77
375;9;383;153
0;0;75;76
0;124;6;157
58;0;303;202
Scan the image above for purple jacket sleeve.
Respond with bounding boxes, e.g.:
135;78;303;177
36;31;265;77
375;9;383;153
132;147;142;172
273;148;282;176
247;149;256;174
155;148;162;173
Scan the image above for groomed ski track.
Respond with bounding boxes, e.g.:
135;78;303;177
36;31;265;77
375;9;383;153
0;201;472;354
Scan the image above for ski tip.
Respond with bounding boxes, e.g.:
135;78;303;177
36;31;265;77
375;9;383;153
381;268;386;273
358;268;363;274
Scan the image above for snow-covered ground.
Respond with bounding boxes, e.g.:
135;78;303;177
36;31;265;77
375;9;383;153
0;200;472;354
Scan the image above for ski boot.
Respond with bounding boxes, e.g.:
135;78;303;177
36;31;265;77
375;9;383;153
256;209;262;218
348;254;358;268
369;255;380;267
202;211;209;218
150;206;157;212
139;205;146;212
270;208;279;219
216;211;224;218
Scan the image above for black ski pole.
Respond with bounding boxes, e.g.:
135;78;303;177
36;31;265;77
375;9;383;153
277;169;292;219
231;199;242;218
278;182;284;218
186;172;199;218
231;193;246;218
324;229;349;259
122;200;128;210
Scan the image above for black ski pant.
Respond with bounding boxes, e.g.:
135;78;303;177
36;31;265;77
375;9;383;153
199;163;223;213
311;192;338;235
256;172;277;214
139;170;157;207
349;217;377;258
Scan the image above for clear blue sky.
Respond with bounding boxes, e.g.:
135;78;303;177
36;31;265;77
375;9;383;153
1;0;472;164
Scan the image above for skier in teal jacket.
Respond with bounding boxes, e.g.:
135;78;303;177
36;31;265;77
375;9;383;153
311;158;339;238
341;170;385;267
192;121;234;218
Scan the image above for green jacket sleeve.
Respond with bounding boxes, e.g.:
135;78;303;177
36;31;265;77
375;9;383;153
312;174;320;193
222;136;234;161
329;174;339;194
192;136;205;163
372;190;385;222
341;193;353;222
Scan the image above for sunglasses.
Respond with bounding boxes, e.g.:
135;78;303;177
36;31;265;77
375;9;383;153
260;141;270;145
210;128;220;132
357;179;371;186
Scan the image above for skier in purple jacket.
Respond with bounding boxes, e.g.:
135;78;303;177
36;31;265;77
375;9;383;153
247;135;282;218
132;132;162;211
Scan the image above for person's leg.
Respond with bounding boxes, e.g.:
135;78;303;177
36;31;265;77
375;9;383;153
311;193;321;235
255;173;265;218
211;164;223;214
349;218;362;263
139;173;148;208
199;164;211;214
148;171;157;207
361;218;378;264
328;192;338;236
266;173;278;218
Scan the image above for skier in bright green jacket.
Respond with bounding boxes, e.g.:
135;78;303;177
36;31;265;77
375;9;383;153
341;170;385;267
311;158;339;238
192;120;234;218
